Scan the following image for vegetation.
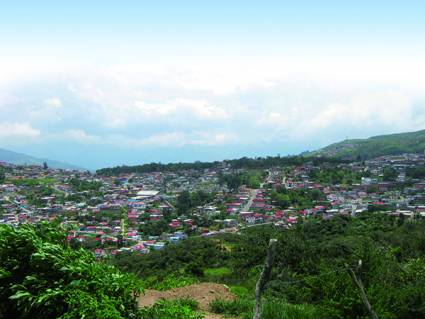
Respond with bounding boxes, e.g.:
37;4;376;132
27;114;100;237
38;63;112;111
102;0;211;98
406;166;425;179
0;222;141;319
140;298;203;319
109;237;226;280
176;190;215;215
219;170;263;191
147;273;199;291
270;187;325;209
309;167;362;185
209;298;253;317
308;129;425;160
138;219;170;237
69;178;103;192
96;156;348;176
111;213;425;318
10;177;56;187
0;168;5;184
383;167;399;182
209;298;319;319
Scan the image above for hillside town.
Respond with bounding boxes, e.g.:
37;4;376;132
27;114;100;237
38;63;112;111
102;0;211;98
1;153;425;258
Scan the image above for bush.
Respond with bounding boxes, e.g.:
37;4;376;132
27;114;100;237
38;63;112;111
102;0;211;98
209;298;253;316
203;267;232;281
140;298;203;319
148;273;199;291
262;300;321;319
0;223;142;319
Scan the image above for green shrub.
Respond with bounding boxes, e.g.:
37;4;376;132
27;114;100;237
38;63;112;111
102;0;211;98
203;267;232;280
140;298;203;319
0;223;142;319
149;273;199;290
229;286;250;298
262;300;321;319
209;298;253;316
210;297;322;319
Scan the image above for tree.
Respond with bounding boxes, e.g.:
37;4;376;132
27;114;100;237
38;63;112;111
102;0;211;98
0;223;141;318
382;167;398;182
176;190;215;215
43;161;48;170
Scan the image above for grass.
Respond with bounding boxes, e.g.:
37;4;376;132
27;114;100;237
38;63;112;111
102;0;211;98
209;298;253;317
140;298;204;319
11;177;56;186
145;273;199;291
229;286;250;297
262;300;321;319
209;297;322;319
204;267;232;280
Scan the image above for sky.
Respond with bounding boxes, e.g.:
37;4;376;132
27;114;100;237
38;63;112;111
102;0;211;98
1;1;425;169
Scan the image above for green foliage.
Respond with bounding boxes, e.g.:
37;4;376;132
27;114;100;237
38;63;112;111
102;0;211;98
406;166;425;179
310;129;425;160
203;267;232;281
271;187;324;209
148;273;199;291
140;298;203;319
0;223;141;318
138;219;170;236
209;297;320;319
109;237;227;280
96;156;348;176
69;178;102;192
110;213;425;319
219;170;262;191
176;190;215;215
11;177;56;187
309;167;361;185
261;300;321;319
209;298;253;317
0;168;5;184
382;167;398;182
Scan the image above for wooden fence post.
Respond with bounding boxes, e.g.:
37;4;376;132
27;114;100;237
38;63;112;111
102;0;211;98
346;261;379;319
253;239;277;319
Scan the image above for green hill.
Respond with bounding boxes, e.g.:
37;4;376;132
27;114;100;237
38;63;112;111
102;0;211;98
308;129;425;160
0;148;84;170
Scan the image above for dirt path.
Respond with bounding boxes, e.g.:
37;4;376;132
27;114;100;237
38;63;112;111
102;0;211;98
138;282;237;318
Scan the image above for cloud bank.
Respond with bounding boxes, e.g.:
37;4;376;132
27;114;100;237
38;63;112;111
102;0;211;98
0;60;425;168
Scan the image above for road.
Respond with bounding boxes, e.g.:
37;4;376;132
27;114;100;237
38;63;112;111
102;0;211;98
241;170;272;212
241;188;259;212
4;196;33;215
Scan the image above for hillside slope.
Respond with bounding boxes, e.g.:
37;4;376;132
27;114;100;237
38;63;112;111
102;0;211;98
0;148;84;170
308;129;425;160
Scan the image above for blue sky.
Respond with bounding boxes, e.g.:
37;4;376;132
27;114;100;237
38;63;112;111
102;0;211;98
1;1;425;169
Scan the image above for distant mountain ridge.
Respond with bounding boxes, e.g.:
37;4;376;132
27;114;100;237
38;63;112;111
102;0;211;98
0;148;84;170
307;129;425;160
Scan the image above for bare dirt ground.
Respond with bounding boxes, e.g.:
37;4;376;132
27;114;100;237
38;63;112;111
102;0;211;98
138;282;237;318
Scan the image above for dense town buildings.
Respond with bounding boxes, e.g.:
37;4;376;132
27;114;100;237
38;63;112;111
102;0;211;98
1;153;425;257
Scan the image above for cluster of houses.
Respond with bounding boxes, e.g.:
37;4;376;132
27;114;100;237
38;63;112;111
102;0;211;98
1;153;425;257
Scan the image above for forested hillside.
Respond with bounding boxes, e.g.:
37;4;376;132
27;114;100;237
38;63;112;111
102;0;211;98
96;156;345;175
2;214;425;318
111;213;425;319
307;129;425;160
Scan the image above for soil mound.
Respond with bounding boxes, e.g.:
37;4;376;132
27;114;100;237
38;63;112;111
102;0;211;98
138;282;236;311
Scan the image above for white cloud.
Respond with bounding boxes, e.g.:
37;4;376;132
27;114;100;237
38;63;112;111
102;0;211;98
61;129;236;148
0;122;40;139
134;98;229;120
1;61;425;157
256;112;288;128
44;97;63;108
64;129;100;144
